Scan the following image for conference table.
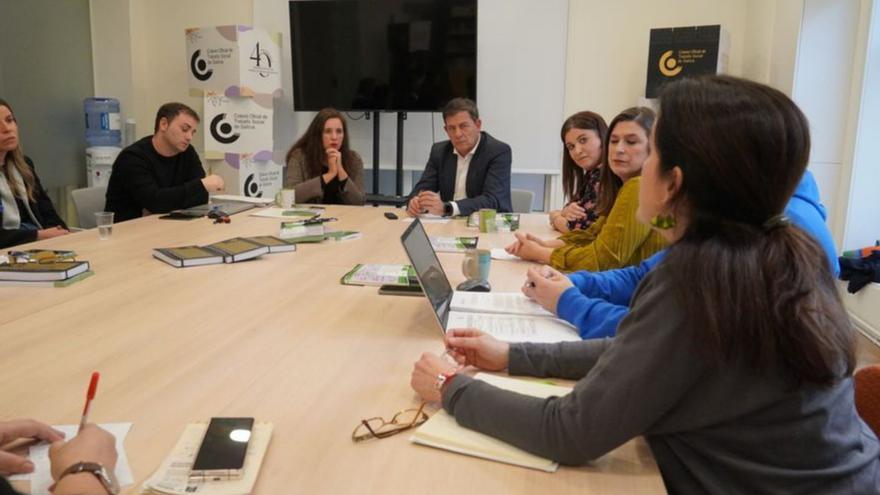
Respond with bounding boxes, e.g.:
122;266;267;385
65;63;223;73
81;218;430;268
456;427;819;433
1;204;664;494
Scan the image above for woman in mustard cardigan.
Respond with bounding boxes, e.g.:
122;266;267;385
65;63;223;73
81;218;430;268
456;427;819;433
506;107;666;272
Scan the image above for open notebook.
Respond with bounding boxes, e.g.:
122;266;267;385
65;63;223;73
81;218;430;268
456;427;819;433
411;373;572;472
400;219;580;343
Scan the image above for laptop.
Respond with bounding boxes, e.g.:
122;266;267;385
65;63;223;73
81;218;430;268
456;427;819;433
400;219;580;343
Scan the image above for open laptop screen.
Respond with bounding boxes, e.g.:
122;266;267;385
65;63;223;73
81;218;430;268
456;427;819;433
400;219;453;331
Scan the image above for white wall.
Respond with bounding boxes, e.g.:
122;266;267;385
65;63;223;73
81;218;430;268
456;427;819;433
565;0;752;119
792;0;862;229
836;0;879;251
90;0;253;150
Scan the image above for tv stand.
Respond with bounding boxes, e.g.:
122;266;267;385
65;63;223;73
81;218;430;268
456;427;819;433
368;111;408;204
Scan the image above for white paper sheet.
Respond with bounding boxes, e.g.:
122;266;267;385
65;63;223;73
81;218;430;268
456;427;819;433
490;248;520;261
16;422;133;495
446;311;580;343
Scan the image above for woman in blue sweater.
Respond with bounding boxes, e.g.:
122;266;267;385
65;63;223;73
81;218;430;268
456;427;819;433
525;168;840;339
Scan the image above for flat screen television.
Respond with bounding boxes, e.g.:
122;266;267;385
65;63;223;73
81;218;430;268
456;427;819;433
289;0;477;112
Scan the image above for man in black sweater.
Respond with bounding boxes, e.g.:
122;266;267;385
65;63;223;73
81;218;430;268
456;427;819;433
105;102;225;222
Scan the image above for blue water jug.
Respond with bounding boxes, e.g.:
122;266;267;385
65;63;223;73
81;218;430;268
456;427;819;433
84;97;122;147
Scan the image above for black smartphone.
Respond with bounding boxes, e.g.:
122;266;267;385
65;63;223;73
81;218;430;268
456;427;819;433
190;417;254;479
378;284;424;296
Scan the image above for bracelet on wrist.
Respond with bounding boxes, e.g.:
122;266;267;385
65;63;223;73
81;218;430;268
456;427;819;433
435;371;457;395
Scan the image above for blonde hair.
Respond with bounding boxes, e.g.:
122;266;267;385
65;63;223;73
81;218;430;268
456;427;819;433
0;99;37;202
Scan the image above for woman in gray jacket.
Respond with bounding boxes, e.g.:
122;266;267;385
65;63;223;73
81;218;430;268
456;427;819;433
284;108;364;205
411;75;880;494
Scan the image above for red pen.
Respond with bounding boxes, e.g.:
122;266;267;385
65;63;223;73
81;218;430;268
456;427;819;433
78;372;100;433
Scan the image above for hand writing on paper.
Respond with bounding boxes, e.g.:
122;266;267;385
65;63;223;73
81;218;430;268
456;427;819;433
49;423;117;481
522;266;572;314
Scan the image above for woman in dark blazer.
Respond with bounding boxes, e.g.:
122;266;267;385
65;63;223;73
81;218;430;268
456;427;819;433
0;98;68;249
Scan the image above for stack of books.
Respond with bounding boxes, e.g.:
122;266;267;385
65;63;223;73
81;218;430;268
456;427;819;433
153;236;295;268
279;221;327;243
0;259;93;287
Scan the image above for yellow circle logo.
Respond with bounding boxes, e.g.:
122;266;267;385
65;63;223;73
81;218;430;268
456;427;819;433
659;50;682;77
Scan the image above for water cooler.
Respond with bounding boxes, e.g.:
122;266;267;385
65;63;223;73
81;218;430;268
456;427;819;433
84;98;123;187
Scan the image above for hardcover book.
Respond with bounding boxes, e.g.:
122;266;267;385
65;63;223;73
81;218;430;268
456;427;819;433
152;246;225;268
204;238;269;263
0;260;90;282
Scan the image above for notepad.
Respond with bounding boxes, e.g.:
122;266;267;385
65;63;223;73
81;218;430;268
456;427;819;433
450;291;554;317
411;373;570;472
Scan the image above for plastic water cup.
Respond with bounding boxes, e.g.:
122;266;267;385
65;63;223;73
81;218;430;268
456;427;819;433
95;211;114;240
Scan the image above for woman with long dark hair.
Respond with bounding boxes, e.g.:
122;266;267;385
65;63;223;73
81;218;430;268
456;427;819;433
548;111;607;233
284;108;364;205
411;76;880;492
508;107;666;271
0;98;68;248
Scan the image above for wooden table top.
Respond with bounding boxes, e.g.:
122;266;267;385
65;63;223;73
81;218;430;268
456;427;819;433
1;205;664;494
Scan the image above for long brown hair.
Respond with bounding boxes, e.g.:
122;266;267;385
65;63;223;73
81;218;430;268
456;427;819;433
595;107;655;216
285;108;354;178
0;98;37;202
657;75;853;385
560;111;607;202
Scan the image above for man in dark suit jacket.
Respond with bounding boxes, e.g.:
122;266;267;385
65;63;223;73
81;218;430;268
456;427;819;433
406;98;512;217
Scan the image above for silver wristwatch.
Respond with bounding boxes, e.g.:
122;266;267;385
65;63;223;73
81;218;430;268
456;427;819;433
57;461;119;495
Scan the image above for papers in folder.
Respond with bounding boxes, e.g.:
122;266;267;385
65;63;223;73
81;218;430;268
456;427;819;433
411;373;571;472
